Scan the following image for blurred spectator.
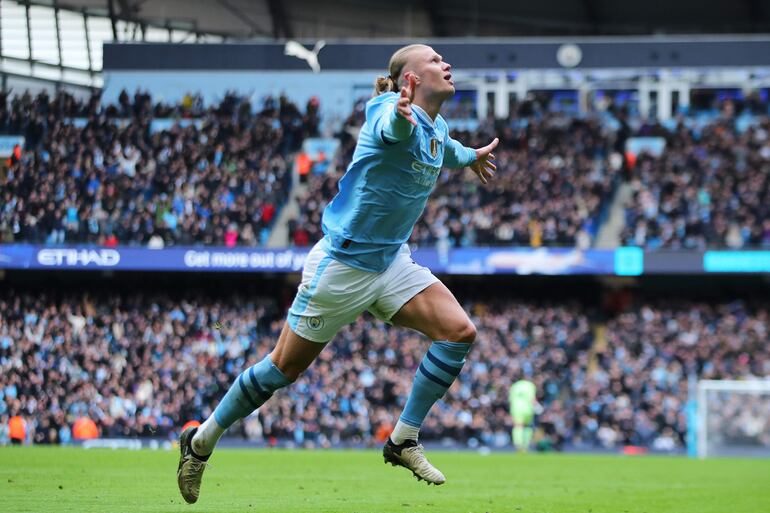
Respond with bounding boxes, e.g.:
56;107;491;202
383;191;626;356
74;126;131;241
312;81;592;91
0;414;9;445
9;413;26;445
72;417;99;440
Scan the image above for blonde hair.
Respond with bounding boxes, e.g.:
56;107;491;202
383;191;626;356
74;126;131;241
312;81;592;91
373;44;429;96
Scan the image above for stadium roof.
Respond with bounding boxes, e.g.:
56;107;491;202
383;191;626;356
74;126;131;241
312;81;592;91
34;0;770;40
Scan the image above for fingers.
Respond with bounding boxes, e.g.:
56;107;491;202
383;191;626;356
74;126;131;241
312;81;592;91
475;139;500;161
396;97;417;126
481;137;499;155
398;84;416;125
407;75;417;102
471;151;497;185
472;162;494;184
397;73;418;124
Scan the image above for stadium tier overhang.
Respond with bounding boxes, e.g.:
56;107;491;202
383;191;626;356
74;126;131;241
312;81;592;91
7;0;770;107
35;0;770;39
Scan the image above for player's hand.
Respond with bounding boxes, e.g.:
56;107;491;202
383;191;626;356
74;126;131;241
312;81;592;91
471;137;498;184
397;74;418;127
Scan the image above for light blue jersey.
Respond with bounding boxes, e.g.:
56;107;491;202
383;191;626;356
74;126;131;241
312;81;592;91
321;92;476;272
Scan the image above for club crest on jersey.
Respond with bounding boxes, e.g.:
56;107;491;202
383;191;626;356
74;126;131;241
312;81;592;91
430;138;438;158
307;316;325;330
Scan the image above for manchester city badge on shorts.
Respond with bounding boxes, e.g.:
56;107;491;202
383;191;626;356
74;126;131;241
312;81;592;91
430;138;438;158
307;316;325;330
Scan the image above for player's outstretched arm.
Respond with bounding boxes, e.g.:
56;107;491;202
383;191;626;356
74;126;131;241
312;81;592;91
470;137;498;184
443;135;498;182
380;74;418;142
396;74;418;127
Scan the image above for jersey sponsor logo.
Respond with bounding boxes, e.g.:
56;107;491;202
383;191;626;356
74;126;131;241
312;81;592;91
37;248;121;267
411;160;441;187
306;316;325;330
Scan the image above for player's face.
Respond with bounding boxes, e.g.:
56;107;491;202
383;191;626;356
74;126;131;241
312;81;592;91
411;47;454;99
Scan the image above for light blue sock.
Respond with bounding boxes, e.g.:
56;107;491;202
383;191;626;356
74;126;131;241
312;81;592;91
399;341;470;429
213;355;292;429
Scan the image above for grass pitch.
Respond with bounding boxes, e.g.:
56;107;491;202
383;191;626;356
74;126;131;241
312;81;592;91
1;447;769;513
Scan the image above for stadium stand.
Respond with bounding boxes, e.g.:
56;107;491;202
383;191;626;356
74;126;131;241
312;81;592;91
291;96;770;250
1;287;766;451
293;107;617;249
621;109;770;249
1;90;318;247
4;89;770;250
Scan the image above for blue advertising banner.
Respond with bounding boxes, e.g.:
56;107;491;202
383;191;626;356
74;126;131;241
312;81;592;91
0;246;310;272
703;251;770;273
444;248;616;275
2;245;768;274
0;245;625;275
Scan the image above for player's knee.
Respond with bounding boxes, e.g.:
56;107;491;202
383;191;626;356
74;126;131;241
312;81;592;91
274;363;302;383
451;321;477;344
268;355;301;383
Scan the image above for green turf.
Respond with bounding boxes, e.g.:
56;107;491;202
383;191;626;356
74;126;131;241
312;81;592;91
1;447;769;513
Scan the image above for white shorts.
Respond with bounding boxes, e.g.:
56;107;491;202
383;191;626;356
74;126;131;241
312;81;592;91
287;239;439;343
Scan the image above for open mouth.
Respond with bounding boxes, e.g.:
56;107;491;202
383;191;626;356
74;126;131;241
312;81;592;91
444;73;453;85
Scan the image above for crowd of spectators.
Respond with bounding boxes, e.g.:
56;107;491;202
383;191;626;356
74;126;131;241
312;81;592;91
288;97;366;247
292;108;616;249
586;300;769;450
1;90;320;247
293;95;770;250
4;89;770;250
411;116;614;248
622;100;770;249
2;288;766;452
703;392;770;454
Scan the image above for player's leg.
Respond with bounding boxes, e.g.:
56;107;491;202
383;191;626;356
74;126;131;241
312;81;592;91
386;281;474;484
178;240;374;503
511;408;533;452
521;410;534;451
369;250;475;484
178;241;330;504
389;281;475;440
192;323;325;455
178;324;324;504
512;421;525;450
522;426;534;450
